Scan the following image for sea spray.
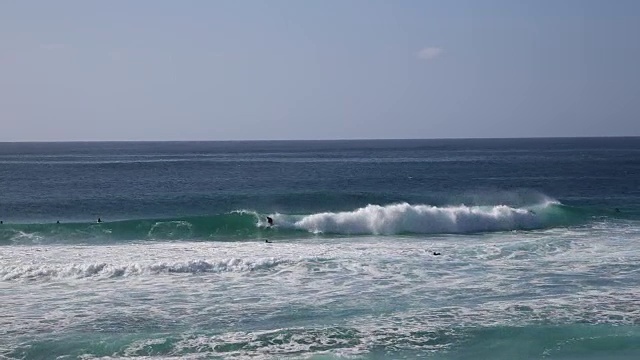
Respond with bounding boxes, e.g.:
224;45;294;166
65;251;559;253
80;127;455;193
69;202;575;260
283;203;544;234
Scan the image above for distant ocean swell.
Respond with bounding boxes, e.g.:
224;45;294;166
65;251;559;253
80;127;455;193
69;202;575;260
0;200;602;244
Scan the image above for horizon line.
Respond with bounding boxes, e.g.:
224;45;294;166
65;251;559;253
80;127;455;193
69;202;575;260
1;135;639;144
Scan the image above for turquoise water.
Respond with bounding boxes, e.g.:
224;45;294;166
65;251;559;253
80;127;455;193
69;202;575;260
1;138;639;359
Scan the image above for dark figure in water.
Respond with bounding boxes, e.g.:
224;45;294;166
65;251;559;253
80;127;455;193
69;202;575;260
97;218;102;223
615;208;621;213
0;221;3;225
56;221;60;224
433;252;441;256
266;216;274;226
265;240;273;243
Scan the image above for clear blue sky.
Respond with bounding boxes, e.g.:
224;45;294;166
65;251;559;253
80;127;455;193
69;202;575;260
1;0;639;141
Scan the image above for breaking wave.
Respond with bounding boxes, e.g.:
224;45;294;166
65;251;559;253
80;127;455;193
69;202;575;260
1;258;287;281
278;201;568;235
0;200;593;244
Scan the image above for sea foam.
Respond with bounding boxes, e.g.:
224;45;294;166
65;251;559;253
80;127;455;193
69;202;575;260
0;258;286;281
277;202;553;235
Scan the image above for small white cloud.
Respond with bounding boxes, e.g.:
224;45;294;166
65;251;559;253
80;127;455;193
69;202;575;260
40;43;68;50
418;47;443;60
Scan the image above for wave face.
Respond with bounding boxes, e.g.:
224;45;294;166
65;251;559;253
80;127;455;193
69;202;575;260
0;201;589;244
0;211;266;244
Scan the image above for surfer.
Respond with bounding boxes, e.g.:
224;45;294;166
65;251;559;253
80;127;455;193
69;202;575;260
56;220;60;224
267;216;274;227
265;240;273;243
615;208;621;213
97;218;102;223
433;251;441;256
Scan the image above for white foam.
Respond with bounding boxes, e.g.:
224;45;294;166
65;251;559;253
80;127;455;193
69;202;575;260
0;258;287;281
3;224;640;359
276;203;546;235
9;230;45;244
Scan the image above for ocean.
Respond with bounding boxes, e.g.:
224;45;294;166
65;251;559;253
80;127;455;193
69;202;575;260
1;138;639;359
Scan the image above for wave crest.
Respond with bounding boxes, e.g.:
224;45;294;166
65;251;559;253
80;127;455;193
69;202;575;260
278;202;561;235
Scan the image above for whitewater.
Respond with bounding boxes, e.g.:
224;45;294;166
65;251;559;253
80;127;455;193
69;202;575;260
1;201;578;244
1;138;640;359
3;224;640;358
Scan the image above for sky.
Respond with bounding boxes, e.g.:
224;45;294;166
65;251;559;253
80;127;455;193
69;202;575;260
1;0;639;141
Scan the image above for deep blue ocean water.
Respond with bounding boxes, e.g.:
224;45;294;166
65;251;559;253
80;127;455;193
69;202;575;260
1;138;639;359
